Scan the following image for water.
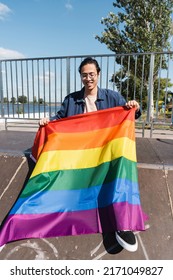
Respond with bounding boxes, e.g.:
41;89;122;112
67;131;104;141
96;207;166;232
0;103;61;118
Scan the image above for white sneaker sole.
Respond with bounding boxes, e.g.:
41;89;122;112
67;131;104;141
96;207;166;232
115;232;138;252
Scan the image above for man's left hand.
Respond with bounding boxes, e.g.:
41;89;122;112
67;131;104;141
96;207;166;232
125;100;140;111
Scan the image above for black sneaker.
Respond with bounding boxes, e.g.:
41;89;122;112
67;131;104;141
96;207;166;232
115;231;138;252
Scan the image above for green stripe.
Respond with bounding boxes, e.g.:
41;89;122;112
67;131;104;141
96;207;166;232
21;157;138;198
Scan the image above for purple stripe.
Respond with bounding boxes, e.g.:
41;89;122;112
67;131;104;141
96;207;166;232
0;202;148;246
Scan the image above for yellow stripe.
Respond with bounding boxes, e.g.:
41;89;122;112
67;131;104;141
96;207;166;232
31;137;136;178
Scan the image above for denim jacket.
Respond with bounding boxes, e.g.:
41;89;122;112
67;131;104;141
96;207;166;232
54;87;141;119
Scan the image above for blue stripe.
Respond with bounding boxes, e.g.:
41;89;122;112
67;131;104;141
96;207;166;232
10;178;140;214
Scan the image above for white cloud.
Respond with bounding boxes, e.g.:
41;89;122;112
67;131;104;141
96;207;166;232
0;3;12;20
39;71;55;82
65;1;73;11
0;47;25;59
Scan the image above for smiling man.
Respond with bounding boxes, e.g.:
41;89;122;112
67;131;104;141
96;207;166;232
40;57;140;123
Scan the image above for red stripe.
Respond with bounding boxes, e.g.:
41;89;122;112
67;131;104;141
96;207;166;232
31;107;135;160
47;107;134;133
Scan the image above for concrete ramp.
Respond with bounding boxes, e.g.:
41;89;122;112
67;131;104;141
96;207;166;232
0;131;173;260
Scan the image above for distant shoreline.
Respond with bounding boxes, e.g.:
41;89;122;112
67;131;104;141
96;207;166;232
0;103;61;117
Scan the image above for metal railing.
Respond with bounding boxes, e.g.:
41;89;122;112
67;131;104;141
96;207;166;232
0;52;173;131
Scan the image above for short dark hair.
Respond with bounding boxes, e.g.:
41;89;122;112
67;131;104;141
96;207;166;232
78;57;101;74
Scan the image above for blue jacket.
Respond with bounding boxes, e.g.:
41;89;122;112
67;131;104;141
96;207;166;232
54;87;141;119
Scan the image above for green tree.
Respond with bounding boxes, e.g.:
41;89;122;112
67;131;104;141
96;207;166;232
11;97;16;104
18;95;27;103
96;1;173;54
39;98;44;104
96;0;173;118
3;97;8;103
111;70;173;109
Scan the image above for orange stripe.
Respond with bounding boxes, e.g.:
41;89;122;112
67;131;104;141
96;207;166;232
41;119;134;152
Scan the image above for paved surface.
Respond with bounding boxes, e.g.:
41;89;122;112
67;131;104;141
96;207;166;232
0;129;173;260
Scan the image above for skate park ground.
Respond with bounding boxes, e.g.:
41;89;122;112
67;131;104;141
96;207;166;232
0;124;173;260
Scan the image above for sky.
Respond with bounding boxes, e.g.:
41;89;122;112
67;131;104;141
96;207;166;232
0;0;115;59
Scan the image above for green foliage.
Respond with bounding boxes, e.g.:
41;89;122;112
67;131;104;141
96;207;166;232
10;97;16;104
96;1;173;102
39;98;44;104
3;97;8;103
11;97;16;104
96;0;173;53
18;95;27;103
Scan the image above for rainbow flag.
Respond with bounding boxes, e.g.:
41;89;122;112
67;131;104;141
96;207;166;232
0;107;147;246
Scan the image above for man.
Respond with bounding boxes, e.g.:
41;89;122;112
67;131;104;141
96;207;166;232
39;57;141;252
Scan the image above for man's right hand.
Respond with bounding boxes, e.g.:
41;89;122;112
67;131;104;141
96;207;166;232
39;117;50;126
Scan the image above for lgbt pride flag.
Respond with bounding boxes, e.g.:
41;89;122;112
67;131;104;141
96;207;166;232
0;107;147;246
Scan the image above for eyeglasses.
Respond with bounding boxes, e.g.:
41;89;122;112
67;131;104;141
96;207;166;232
80;72;97;80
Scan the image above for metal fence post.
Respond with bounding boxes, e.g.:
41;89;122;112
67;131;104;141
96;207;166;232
66;57;70;95
0;61;4;118
171;95;173;125
147;53;155;123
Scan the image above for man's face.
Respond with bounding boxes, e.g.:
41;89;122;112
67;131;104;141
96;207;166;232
80;63;99;91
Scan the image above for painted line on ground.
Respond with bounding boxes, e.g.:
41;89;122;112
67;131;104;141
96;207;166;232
137;163;173;170
164;169;173;219
0;157;26;201
136;232;149;260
